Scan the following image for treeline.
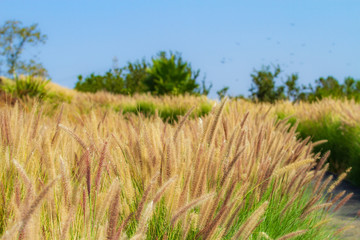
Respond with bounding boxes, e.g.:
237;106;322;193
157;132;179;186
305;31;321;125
75;53;360;103
75;51;211;96
220;65;360;103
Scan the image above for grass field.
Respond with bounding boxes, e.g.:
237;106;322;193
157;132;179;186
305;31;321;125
0;83;357;239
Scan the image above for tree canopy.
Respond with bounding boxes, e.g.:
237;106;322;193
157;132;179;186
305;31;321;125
0;20;47;77
75;51;211;96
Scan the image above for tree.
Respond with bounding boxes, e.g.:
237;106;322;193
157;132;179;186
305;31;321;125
306;76;344;101
198;78;212;96
75;69;125;94
217;86;229;99
249;65;285;103
0;20;47;77
123;59;148;95
344;77;357;96
144;51;200;95
74;51;211;96
294;76;360;102
284;73;300;101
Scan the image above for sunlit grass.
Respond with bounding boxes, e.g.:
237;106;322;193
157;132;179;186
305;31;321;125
0;97;351;239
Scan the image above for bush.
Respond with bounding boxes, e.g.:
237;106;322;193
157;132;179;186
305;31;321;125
277;112;360;186
1;76;49;99
248;65;360;103
117;100;212;123
249;66;285;103
0;76;73;108
305;76;345;102
75;69;126;94
123;59;148;95
74;51;211;96
122;101;156;118
144;51;200;95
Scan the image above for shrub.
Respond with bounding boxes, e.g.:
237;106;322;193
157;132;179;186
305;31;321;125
1;75;49;99
75;69;126;94
74;52;210;96
277;111;360;186
144;51;200;95
249;65;286;103
118;100;212;123
247;65;360;103
122;101;156;118
123;59;148;95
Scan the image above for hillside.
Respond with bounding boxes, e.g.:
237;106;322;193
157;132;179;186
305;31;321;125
0;78;359;239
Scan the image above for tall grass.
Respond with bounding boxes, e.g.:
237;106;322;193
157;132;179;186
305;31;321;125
78;92;213;123
273;99;360;185
0;98;351;239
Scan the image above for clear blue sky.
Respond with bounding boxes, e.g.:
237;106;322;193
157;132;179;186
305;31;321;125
1;0;359;98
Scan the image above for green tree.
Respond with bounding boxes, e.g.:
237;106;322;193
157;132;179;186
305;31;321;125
285;73;300;101
75;69;125;94
344;77;357;96
74;52;210;96
0;20;47;77
217;86;229;99
123;59;148;95
144;51;200;95
297;76;360;102
249;65;285;103
306;76;344;101
198;78;212;96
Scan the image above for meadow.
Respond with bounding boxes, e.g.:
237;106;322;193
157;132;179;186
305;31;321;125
0;81;357;239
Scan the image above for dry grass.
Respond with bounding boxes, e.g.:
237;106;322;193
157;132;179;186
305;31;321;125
0;95;353;239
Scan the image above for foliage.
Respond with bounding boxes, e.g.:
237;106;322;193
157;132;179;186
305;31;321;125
1;75;49;99
0;76;73;109
0;20;47;77
198;78;212;96
144;51;200;95
119;100;212;123
277;111;360;186
75;69;126;94
304;76;360;102
249;65;286;103
74;52;210;96
123;59;148;95
217;86;229;100
284;73;300;101
248;64;360;103
16;59;48;77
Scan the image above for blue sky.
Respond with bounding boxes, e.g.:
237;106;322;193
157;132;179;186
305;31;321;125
1;0;359;98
